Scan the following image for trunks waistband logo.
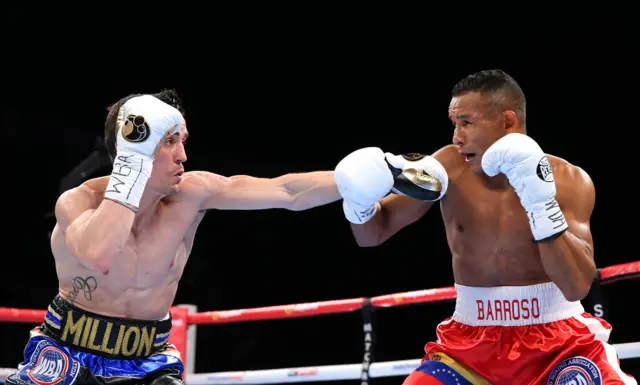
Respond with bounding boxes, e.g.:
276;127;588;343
476;298;541;321
60;311;157;357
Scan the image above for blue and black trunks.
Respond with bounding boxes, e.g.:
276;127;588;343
6;295;184;385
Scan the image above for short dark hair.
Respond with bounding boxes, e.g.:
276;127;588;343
452;69;526;124
104;89;186;161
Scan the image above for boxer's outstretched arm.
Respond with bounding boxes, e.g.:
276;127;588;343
55;185;134;274
187;171;341;211
537;165;596;302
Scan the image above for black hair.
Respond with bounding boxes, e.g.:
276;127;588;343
104;89;185;161
452;69;526;124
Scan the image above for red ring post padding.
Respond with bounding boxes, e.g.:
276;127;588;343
169;307;189;378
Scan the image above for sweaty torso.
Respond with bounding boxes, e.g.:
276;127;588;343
438;146;569;287
50;176;206;320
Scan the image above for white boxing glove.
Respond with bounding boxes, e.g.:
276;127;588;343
105;95;184;211
334;147;394;224
385;153;449;201
481;133;568;241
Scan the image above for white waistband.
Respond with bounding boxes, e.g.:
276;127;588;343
452;282;584;326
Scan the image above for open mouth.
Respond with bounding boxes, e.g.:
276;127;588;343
175;170;184;177
463;153;476;162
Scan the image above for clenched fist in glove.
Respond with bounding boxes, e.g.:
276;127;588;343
105;95;184;212
385;153;448;201
481;133;568;241
334;147;394;224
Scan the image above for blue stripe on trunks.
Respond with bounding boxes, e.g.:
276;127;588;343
45;312;61;327
155;334;170;344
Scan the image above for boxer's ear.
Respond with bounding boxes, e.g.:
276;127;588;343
503;110;518;132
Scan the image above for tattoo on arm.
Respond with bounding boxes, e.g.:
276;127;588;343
66;276;98;305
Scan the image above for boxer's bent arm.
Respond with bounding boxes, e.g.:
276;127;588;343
537;165;596;302
188;171;341;211
351;194;434;247
55;186;134;274
351;145;459;247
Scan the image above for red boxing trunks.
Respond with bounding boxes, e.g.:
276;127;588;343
403;282;637;385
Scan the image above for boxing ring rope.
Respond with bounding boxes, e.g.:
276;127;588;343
1;261;639;384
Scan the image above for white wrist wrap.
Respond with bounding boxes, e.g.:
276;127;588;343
104;152;153;211
343;199;380;224
527;198;569;241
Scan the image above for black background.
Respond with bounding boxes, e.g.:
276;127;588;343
2;6;638;384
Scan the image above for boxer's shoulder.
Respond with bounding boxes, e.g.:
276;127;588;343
546;154;571;172
169;171;226;202
546;155;595;210
433;145;466;179
55;177;108;225
546;154;593;188
59;177;108;206
178;171;224;190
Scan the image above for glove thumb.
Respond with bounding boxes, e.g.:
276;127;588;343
481;150;502;177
